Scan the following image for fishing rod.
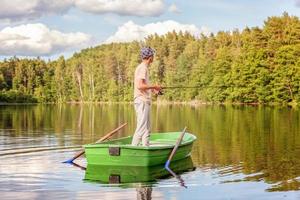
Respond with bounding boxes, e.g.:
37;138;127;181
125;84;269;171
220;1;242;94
157;86;202;95
157;85;247;95
161;86;202;89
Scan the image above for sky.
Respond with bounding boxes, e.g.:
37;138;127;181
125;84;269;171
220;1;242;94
0;0;299;60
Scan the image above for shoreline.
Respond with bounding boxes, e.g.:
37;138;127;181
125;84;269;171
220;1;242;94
0;100;298;107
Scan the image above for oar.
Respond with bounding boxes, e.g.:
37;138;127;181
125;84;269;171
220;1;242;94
166;167;187;188
63;122;127;163
165;127;187;170
71;162;87;171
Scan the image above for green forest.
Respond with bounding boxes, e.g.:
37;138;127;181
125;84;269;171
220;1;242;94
0;13;299;104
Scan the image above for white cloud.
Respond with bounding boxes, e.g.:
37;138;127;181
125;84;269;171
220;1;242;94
0;23;91;56
0;0;74;22
0;0;167;22
75;0;165;17
105;20;211;43
168;4;181;14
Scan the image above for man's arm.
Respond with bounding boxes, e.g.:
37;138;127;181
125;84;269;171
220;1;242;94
137;79;161;91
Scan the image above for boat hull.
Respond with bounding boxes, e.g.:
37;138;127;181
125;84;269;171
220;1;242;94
84;132;196;166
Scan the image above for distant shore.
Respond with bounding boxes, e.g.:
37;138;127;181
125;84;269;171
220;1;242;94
1;100;298;107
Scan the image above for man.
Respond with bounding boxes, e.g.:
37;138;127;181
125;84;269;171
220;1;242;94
132;47;161;146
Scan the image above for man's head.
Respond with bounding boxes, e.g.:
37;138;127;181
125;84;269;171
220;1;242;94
141;47;155;64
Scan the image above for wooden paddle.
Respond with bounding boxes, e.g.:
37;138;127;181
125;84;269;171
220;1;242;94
165;127;187;169
63;122;127;163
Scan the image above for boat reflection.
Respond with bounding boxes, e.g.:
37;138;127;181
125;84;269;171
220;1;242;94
84;156;195;188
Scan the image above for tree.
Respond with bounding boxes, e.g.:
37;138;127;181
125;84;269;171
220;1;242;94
271;44;300;103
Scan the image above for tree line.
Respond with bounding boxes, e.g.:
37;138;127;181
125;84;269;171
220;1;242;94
0;13;299;104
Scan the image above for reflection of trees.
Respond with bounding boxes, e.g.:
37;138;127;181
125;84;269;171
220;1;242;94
0;104;299;191
0;104;135;145
186;106;300;192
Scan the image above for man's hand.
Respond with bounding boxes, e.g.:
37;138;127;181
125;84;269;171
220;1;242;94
151;85;162;95
153;85;162;92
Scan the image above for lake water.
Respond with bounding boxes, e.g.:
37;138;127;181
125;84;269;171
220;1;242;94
0;104;299;200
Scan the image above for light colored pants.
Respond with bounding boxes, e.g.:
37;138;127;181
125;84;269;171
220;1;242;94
132;98;151;146
136;186;152;200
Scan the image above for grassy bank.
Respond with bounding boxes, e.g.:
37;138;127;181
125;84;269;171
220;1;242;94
0;90;38;103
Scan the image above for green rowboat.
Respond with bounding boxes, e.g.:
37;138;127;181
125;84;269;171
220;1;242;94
84;132;197;166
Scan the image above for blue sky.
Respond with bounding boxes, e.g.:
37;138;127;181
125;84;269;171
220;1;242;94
0;0;299;60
